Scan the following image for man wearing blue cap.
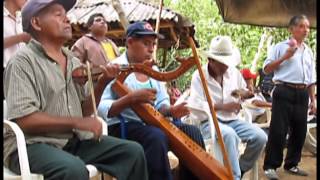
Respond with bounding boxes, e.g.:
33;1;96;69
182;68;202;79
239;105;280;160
3;0;148;180
98;21;206;180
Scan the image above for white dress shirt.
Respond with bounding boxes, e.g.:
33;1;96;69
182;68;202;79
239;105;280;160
188;63;248;122
3;6;25;68
263;39;316;86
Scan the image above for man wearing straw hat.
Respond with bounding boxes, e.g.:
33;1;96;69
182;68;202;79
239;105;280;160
188;35;267;180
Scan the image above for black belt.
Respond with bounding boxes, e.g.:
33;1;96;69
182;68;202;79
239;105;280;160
276;81;307;89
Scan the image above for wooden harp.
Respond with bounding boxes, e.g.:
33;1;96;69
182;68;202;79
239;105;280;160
111;37;233;180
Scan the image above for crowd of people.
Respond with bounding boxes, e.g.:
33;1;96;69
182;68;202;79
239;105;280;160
3;0;316;180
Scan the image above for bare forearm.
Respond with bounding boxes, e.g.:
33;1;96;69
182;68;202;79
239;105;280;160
214;103;225;111
4;35;24;49
308;83;316;102
107;95;133;118
252;100;272;108
264;58;286;74
16;112;81;134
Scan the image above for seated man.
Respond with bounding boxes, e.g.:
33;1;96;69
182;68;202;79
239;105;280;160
98;21;205;180
3;1;148;180
240;68;272;122
188;36;267;180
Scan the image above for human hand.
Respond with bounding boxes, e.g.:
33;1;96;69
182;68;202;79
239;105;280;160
75;116;103;141
309;101;317;115
280;37;298;61
20;32;31;43
231;89;254;100
288;38;298;48
223;102;242;113
170;102;190;118
99;63;120;82
130;88;157;104
231;89;242;99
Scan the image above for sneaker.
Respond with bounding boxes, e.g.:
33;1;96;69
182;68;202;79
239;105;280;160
284;166;308;176
264;169;279;180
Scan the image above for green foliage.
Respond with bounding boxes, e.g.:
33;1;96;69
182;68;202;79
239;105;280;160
161;0;316;91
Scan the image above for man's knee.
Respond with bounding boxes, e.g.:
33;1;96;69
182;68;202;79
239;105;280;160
147;127;168;145
56;158;89;180
221;126;240;145
253;128;268;147
124;141;145;157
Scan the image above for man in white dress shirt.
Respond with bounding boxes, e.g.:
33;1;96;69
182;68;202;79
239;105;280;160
188;36;267;180
3;0;31;68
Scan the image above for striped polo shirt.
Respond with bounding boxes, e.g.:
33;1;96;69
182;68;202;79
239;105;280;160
3;39;89;167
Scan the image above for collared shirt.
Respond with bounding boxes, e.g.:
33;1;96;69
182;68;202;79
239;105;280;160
71;34;120;66
3;6;25;68
188;63;247;122
98;53;170;125
3;39;88;167
263;39;316;85
101;41;117;60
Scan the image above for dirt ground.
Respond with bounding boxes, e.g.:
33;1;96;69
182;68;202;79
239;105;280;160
243;148;317;180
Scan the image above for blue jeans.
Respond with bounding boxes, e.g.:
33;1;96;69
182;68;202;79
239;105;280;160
200;119;267;180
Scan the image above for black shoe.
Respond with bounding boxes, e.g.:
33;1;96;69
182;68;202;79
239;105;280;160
284;166;308;176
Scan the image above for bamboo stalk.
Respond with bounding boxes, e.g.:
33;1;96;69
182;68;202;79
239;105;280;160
250;30;267;72
153;0;164;63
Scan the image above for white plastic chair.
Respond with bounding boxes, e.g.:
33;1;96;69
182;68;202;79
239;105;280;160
3;100;114;180
304;114;317;155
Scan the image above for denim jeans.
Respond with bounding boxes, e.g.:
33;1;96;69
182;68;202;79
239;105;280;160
200;119;267;180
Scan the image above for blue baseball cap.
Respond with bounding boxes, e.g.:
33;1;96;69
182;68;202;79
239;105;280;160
22;0;76;33
126;21;164;39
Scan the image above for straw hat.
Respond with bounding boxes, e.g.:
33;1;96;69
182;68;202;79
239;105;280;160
202;35;240;67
